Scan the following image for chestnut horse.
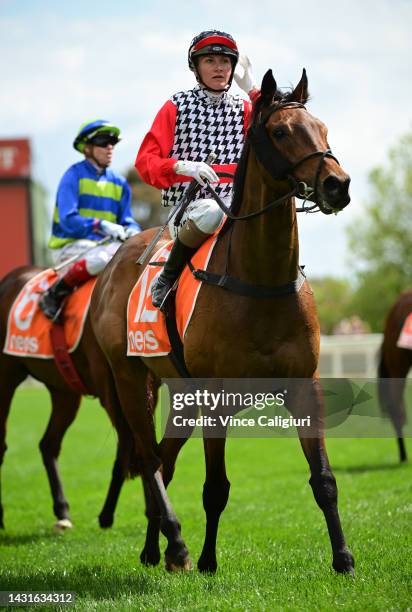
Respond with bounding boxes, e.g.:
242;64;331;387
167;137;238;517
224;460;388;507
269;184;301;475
0;265;137;531
378;289;412;462
91;69;355;574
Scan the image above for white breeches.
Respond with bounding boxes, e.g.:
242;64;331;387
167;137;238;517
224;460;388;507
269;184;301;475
168;197;227;240
52;240;122;275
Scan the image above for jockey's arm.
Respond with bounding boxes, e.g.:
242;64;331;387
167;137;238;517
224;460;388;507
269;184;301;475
135;100;180;189
56;168;101;238
135;99;242;190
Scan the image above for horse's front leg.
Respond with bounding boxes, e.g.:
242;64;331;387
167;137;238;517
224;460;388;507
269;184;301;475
297;381;354;574
197;435;230;573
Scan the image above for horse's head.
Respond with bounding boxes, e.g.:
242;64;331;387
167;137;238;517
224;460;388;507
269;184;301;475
250;69;350;214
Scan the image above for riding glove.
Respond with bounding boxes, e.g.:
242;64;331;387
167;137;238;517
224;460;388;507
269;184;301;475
99;220;127;241
174;160;219;187
234;55;257;96
124;226;141;239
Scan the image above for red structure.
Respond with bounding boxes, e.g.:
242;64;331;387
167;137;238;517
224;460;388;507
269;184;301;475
0;139;33;279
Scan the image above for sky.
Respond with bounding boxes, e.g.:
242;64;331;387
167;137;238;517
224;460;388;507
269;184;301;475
1;0;411;278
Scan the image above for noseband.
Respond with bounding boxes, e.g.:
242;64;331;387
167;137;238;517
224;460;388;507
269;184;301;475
248;101;340;213
195;100;342;223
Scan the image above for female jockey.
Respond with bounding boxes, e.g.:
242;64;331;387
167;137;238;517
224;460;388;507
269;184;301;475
39;119;141;321
135;30;257;308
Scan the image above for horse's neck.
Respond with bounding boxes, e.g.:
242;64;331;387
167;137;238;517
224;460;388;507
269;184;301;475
230;154;299;286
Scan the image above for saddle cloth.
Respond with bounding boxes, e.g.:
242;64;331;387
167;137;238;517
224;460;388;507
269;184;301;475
397;312;412;349
127;234;218;357
3;269;96;359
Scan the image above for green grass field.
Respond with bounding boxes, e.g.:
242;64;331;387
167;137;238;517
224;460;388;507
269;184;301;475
0;387;411;611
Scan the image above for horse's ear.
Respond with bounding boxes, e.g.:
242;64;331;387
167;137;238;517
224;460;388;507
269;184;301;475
260;69;277;104
291;68;309;104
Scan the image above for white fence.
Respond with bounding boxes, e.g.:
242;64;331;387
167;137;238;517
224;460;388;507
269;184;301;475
319;333;383;378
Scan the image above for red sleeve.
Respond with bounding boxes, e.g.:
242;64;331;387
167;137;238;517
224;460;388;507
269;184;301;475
135;100;182;189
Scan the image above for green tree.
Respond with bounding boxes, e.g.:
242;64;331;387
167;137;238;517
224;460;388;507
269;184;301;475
310;276;354;334
347;130;412;331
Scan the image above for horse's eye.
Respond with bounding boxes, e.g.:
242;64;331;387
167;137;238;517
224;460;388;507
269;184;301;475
272;127;287;139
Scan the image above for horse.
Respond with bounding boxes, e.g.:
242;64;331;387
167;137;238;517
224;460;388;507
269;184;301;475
378;289;412;462
91;68;355;575
0;265;139;532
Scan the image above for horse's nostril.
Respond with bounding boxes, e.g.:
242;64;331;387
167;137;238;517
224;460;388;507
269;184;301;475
323;176;350;195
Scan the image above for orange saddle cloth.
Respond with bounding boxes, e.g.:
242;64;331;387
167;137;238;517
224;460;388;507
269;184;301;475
127;234;218;357
3;269;96;359
397;312;412;349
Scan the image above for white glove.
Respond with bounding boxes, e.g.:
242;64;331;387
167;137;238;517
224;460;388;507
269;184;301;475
174;160;219;187
125;226;141;238
100;220;127;241
234;55;257;96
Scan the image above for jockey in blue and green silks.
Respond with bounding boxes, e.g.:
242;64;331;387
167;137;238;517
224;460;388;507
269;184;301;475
39;119;141;321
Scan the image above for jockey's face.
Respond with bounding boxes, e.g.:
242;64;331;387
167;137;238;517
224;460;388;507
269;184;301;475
85;143;114;168
197;54;232;91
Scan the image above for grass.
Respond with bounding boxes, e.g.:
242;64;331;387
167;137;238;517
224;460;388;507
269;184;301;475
0;387;411;611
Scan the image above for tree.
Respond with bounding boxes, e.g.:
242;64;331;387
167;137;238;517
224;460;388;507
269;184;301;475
347;130;412;331
310;276;354;334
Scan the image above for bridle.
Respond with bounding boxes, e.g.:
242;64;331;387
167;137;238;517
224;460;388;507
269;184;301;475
194;100;342;222
250;101;341;214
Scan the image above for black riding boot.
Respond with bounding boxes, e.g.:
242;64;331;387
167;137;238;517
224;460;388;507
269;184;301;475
151;238;197;308
39;277;74;321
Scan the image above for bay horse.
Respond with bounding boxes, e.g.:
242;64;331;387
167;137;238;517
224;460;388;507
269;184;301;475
91;69;355;574
378;289;412;462
0;265;140;532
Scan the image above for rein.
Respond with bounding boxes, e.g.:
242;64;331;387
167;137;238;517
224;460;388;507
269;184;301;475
200;101;340;221
180;101;340;299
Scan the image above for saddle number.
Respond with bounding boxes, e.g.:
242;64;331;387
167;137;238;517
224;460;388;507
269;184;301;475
133;246;170;324
14;277;50;331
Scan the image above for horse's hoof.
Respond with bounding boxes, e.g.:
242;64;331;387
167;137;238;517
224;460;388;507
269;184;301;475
53;518;73;533
98;514;114;529
140;547;161;566
333;549;355;575
165;550;193;572
197;555;217;574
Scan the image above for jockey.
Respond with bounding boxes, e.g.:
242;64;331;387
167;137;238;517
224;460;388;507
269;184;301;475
135;30;258;308
39;119;141;321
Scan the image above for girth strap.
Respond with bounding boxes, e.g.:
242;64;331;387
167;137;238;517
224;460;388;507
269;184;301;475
188;262;306;298
50;323;91;395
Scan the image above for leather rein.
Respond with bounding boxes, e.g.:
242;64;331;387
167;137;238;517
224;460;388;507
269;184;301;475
198;101;341;220
180;101;341;298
